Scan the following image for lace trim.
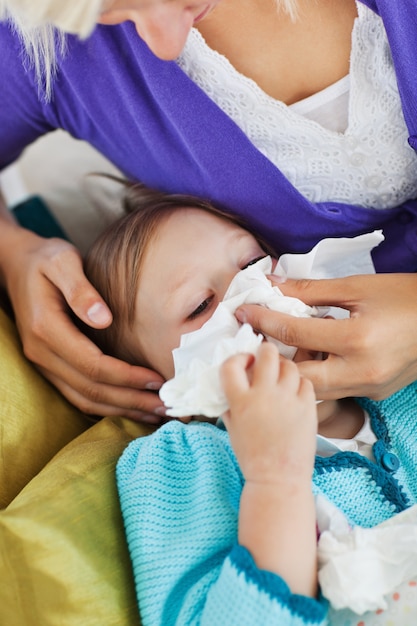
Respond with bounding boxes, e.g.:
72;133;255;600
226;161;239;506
177;3;417;208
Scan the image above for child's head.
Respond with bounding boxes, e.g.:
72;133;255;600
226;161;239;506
84;181;275;380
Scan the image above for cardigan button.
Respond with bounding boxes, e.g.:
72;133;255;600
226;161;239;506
381;452;400;473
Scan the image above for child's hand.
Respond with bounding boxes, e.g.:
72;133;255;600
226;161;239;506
222;343;319;596
221;342;317;487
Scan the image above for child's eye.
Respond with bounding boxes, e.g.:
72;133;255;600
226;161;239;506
188;295;214;320
242;255;266;270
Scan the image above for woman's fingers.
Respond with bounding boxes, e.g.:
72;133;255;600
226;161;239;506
4;234;167;419
235;274;417;399
268;275;360;307
44;371;165;422
237;306;352;355
35;238;113;328
30;315;167;418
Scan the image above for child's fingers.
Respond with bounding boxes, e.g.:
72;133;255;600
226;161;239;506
251;342;280;386
276;355;306;396
298;374;316;401
221;352;255;398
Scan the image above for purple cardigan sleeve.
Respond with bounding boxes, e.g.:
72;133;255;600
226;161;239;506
0;23;56;169
3;8;417;272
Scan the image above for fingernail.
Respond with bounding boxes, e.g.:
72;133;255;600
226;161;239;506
154;406;168;416
87;302;111;325
235;309;247;323
146;381;163;391
140;414;163;424
268;274;287;284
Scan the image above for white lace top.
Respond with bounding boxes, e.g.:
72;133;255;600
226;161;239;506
177;2;417;208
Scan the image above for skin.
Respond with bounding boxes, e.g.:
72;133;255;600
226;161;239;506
236;273;417;401
99;0;357;103
119;207;366;595
124;206;365;439
124;208;267;378
2;0;417;418
98;0;223;61
0;196;165;421
222;345;318;597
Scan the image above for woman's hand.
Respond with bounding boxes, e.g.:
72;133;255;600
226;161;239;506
0;224;165;422
236;273;417;401
221;343;318;596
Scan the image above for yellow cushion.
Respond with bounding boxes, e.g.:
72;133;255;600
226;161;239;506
0;306;90;507
0;416;152;625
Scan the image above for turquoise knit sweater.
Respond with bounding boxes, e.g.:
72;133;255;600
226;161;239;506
116;382;417;626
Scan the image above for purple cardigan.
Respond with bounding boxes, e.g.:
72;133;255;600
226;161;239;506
2;0;417;272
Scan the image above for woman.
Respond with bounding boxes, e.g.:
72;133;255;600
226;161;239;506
1;0;417;420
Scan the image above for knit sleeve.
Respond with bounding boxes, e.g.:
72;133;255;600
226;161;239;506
116;420;327;626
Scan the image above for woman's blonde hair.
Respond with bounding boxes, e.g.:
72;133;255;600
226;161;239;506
0;0;298;98
0;0;102;97
83;179;275;365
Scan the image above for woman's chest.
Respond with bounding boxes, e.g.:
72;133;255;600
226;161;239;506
196;0;358;104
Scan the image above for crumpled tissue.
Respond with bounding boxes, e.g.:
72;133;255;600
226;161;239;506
159;230;384;417
316;495;417;614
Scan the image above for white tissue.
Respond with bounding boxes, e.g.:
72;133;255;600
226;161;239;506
159;230;384;417
316;496;417;614
159;257;316;417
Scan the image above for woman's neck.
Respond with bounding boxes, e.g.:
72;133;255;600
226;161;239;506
196;0;358;104
317;398;365;440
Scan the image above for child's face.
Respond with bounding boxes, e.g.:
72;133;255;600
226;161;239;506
125;208;270;379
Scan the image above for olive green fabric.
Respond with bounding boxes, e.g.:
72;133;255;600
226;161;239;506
0;306;90;508
0;416;152;626
0;306;152;624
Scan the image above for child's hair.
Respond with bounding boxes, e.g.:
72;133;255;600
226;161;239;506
84;179;275;365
